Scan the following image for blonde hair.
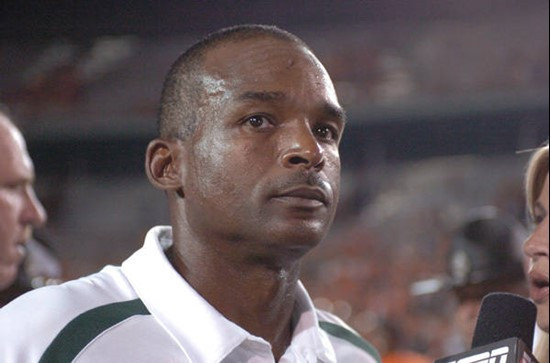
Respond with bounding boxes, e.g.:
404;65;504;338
525;143;549;220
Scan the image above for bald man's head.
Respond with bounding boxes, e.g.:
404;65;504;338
0;111;47;290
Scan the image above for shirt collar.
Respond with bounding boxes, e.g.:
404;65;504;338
289;282;337;362
122;226;336;363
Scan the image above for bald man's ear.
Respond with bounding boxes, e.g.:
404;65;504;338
145;139;185;194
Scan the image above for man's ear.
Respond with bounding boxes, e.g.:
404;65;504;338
145;139;185;192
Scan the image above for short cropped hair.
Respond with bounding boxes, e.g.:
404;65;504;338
525;141;549;220
158;24;310;140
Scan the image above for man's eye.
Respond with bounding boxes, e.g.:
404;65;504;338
314;125;338;141
1;183;25;193
245;115;271;128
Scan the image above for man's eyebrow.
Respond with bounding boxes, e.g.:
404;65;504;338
322;102;347;125
0;176;33;187
238;91;286;102
237;91;347;124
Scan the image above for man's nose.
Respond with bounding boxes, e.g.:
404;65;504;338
279;122;325;170
22;186;47;228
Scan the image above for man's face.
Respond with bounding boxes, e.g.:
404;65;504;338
0;116;47;290
180;38;345;257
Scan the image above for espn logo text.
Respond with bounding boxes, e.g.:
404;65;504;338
446;346;509;363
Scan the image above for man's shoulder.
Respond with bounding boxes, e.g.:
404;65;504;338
1;265;131;310
0;265;140;361
315;309;381;363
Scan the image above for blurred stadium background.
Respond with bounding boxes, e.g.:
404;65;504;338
1;0;548;358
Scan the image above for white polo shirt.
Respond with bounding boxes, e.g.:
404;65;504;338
0;226;380;363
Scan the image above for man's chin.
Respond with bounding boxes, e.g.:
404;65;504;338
0;264;19;290
268;224;327;250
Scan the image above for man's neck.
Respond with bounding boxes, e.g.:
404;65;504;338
167;240;302;361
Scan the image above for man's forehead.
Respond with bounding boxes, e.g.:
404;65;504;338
202;36;319;77
0;117;26;156
199;39;336;98
0;117;34;183
193;36;341;120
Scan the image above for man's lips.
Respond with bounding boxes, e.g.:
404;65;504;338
1;243;26;266
13;242;27;263
272;186;329;207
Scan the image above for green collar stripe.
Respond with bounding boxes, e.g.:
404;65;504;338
319;321;381;363
39;298;150;363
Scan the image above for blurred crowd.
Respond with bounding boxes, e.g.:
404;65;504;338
1;3;547;127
